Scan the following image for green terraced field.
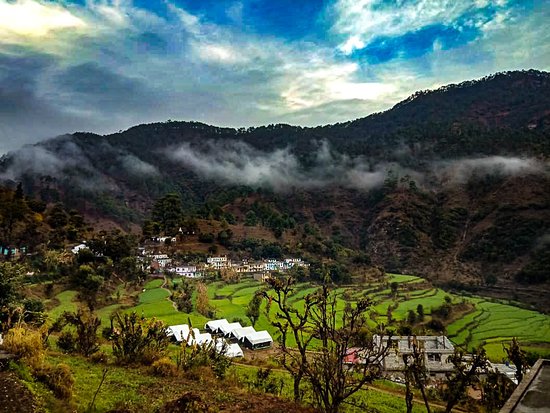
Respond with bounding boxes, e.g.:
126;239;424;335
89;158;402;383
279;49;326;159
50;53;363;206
448;300;550;360
82;273;550;362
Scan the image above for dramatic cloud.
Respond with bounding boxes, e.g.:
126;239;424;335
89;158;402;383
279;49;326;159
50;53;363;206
0;0;548;153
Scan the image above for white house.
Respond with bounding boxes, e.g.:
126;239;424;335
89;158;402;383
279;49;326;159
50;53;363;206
151;254;171;268
242;330;273;350
152;236;177;243
189;330;212;346
169;265;199;278
206;256;230;270
167;324;190;342
71;243;88;255
214;338;244;358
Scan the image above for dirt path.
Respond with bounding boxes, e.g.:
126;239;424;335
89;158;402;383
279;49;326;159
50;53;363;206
0;371;37;413
161;275;179;311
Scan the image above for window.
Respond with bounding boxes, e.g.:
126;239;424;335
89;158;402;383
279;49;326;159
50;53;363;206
427;353;441;362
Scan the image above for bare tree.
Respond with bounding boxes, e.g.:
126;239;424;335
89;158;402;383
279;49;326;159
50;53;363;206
402;336;431;413
443;347;487;413
503;338;529;384
262;276;320;402
305;284;389;413
263;277;389;412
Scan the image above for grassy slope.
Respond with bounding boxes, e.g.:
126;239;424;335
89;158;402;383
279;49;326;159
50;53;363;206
46;274;550;362
45;351;436;413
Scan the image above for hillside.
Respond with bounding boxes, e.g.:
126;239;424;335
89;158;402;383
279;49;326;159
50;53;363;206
1;70;549;306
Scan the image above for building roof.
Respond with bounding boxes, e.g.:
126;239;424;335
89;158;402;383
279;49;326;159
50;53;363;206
244;330;273;345
214;339;244;358
375;335;454;352
500;359;550;413
167;324;190;342
489;362;518;385
219;322;242;336
205;319;229;331
231;326;256;340
189;332;212;345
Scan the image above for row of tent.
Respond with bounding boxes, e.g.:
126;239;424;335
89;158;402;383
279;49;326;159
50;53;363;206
167;319;273;358
204;319;273;350
166;324;244;357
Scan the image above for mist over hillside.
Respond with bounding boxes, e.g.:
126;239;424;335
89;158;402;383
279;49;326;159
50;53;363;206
1;70;549;302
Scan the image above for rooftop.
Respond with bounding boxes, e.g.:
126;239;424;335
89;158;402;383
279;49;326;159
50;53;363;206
500;359;550;413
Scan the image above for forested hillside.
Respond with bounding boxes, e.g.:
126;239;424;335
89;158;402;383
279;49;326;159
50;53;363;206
1;69;549;306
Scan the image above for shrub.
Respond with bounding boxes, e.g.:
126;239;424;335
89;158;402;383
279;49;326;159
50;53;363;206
35;363;74;400
108;312;170;365
2;326;45;369
427;318;445;332
151;357;178;377
90;351;109;364
57;331;77;353
247;368;283;395
61;308;101;357
177;341;232;379
159;392;212;413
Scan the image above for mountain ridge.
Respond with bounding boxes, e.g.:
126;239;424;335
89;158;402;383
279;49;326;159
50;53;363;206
1;69;549;307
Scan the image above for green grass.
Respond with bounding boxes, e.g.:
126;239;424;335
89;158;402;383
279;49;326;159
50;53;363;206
232;363;440;413
387;273;423;283
88;272;550;363
47;290;79;322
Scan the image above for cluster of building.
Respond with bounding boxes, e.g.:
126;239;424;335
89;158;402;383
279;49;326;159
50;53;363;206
167;319;273;358
144;253;308;278
0;245;27;258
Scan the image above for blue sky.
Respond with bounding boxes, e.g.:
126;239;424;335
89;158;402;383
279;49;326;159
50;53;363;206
0;0;548;152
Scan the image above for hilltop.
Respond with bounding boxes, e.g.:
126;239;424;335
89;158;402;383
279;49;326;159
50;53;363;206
1;70;549;307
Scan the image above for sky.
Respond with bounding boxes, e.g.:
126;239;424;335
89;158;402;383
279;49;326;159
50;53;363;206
0;0;549;153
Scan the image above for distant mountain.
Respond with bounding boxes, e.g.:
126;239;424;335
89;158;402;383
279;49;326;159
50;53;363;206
1;69;549;306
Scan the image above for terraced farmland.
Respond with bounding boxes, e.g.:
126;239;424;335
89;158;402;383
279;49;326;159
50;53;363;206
61;273;550;362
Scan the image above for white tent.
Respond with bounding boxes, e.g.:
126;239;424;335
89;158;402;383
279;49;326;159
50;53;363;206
214;338;244;358
204;319;229;333
190;331;212;345
219;322;242;337
166;324;190;342
242;330;273;350
230;326;256;342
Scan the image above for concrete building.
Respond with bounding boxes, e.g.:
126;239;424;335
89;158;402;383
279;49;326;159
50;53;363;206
374;335;455;378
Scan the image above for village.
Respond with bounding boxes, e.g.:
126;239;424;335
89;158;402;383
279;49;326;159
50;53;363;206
142;251;309;279
67;240;525;387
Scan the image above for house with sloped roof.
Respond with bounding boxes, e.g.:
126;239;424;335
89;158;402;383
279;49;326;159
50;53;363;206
219;322;242;337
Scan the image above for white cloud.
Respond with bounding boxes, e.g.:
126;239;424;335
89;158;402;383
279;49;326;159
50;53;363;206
435;156;548;184
281;62;396;110
165;140;391;191
331;0;508;54
0;0;86;37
